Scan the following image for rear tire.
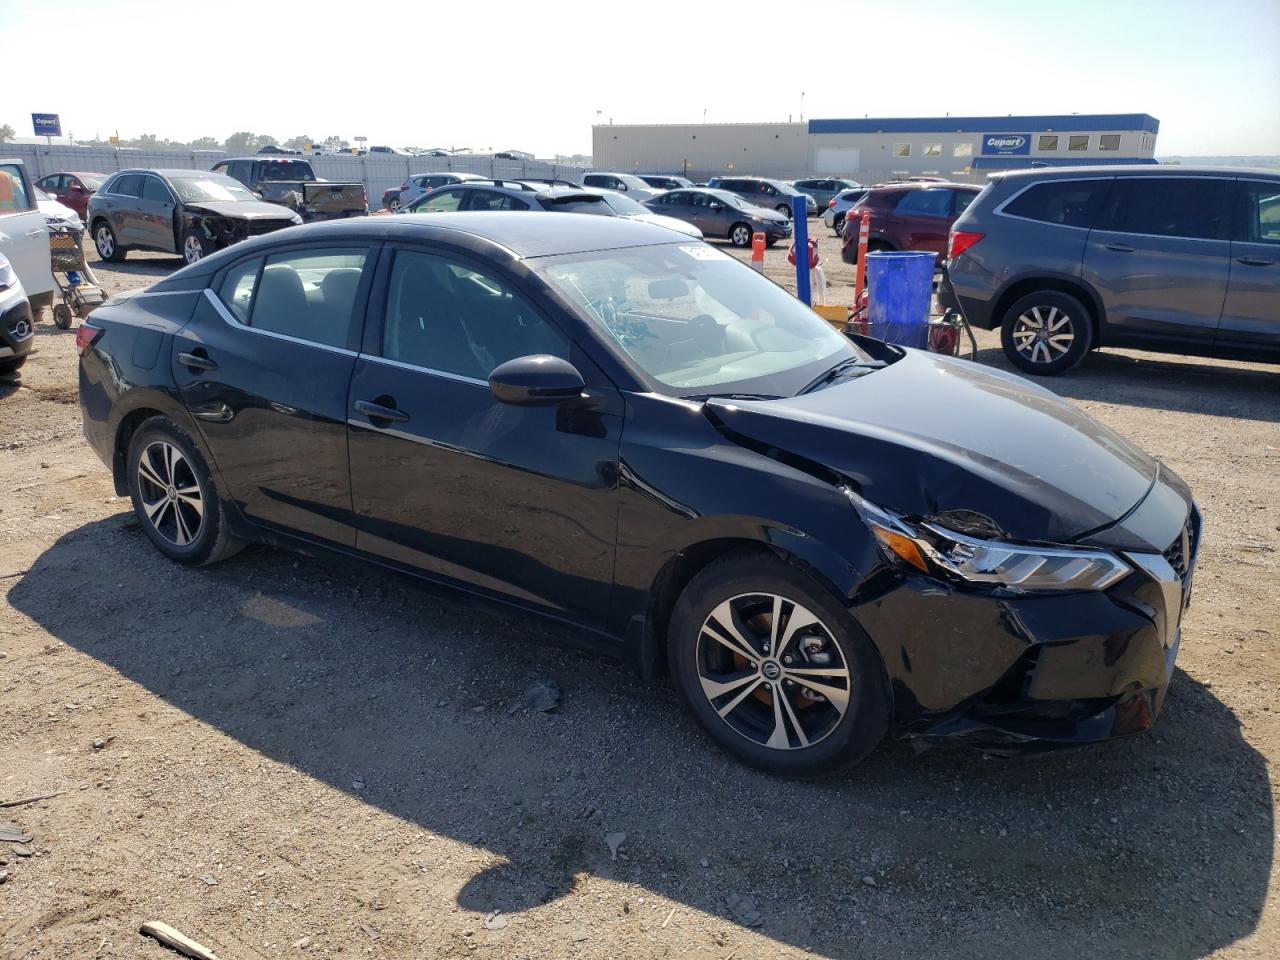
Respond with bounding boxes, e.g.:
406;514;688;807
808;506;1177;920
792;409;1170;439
775;203;792;219
667;552;890;778
831;213;845;235
1000;290;1093;376
729;222;753;248
126;417;242;566
53;304;74;329
93;221;125;262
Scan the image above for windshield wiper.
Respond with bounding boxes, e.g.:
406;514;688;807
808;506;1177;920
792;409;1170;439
684;392;783;402
798;357;886;395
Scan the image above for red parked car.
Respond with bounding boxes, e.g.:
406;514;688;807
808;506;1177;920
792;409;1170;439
840;182;982;264
34;171;107;222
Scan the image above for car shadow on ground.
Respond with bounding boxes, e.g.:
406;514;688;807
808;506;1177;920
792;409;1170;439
8;516;1272;959
968;344;1280;422
86;254;184;281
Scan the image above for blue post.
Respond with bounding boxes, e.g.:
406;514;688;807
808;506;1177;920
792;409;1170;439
792;194;810;306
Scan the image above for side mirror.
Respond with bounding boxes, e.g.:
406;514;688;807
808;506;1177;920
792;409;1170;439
709;201;723;210
489;355;585;406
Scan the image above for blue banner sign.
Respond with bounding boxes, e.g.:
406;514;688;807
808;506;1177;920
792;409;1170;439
981;133;1030;155
32;113;62;137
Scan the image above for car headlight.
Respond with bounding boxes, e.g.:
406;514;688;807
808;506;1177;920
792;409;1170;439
0;254;15;290
846;489;1131;592
289;213;304;225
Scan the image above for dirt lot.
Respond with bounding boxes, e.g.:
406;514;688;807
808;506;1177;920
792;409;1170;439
1;225;1277;960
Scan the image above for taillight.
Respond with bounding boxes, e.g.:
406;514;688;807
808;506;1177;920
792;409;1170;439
75;321;103;356
828;198;836;208
400;180;408;190
361;188;367;206
948;229;985;260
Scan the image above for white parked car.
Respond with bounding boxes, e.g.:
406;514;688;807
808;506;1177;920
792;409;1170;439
822;187;871;235
582;172;660;202
34;185;81;227
0;159;55;317
0;252;34;375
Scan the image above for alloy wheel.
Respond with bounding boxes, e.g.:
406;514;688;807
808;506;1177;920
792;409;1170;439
731;225;751;247
1012;305;1075;366
136;441;204;547
695;593;852;750
389;198;401;212
95;227;114;258
183;235;204;264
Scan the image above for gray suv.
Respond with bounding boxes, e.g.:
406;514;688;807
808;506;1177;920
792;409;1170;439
707;177;818;219
946;166;1280;374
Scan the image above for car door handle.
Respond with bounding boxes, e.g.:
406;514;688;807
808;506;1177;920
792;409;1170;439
177;351;218;372
1105;243;1135;252
1236;256;1275;266
354;399;409;423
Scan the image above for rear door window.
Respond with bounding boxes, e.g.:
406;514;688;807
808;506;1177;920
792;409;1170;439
894;189;952;217
110;174;143;198
217;248;370;348
1098;178;1230;240
415;189;466;213
1002;179;1110;228
465;190;530;211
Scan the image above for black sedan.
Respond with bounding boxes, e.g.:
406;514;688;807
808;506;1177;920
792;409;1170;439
645;188;792;248
77;214;1198;777
86;168;302;267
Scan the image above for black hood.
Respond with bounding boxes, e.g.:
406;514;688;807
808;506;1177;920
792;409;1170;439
705;349;1161;544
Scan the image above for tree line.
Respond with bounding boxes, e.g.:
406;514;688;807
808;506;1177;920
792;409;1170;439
0;126;355;154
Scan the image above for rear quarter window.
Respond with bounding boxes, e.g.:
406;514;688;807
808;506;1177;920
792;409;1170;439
1001;179;1111;228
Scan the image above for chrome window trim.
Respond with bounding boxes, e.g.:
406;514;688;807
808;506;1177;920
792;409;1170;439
135;289;199;299
356;352;490;387
202;288;358;357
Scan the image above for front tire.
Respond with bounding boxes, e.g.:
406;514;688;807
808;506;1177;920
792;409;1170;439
126;417;241;566
0;356;26;376
1000;290;1093;375
93;221;125;262
182;227;212;266
667;553;890;778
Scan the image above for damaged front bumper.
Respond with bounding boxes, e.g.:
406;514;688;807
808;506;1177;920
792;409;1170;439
855;504;1201;754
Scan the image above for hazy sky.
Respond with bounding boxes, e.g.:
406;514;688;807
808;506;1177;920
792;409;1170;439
5;0;1278;157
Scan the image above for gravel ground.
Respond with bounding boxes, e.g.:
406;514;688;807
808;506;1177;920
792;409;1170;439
0;224;1277;960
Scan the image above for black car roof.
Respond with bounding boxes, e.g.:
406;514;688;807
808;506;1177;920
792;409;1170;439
181;212;693;263
992;164;1280;182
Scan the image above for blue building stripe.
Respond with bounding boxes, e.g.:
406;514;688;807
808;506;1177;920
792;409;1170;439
809;114;1159;135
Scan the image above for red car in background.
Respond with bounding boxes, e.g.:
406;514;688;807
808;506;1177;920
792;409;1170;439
34;171;107;222
841;182;982;264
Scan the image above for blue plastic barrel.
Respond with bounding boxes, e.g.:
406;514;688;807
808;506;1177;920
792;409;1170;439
865;251;936;349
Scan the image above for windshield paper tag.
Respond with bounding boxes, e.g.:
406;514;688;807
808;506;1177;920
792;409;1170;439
679;245;728;261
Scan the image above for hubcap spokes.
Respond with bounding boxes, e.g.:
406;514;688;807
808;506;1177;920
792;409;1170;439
1013;306;1074;365
184;237;202;262
137;441;203;547
696;593;852;751
97;229;113;256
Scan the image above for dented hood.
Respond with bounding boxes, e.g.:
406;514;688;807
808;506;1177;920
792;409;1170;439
184;200;293;220
705;349;1158;544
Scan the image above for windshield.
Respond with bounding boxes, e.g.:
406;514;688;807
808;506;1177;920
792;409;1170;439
81;176;105;190
34;187;52;202
537;243;862;397
599;192;648;215
258;160;316;182
708;190;754;211
615;174;652;191
169;174;258;203
541;194;614;216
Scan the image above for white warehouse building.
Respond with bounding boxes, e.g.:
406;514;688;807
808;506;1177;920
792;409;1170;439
592;114;1160;184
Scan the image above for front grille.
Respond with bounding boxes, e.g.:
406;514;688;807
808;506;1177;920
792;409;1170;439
1163;508;1200;582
